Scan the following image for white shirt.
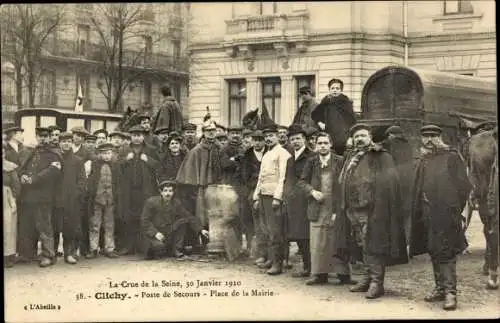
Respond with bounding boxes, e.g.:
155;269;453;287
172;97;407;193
253;144;291;201
319;153;331;168
294;145;306;160
253;149;264;162
72;144;82;154
8;140;19;153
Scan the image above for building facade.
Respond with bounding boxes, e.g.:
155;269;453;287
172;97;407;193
1;3;191;124
187;1;496;127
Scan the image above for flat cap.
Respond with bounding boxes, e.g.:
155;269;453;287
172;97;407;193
349;123;372;137
58;132;73;140
85;135;97;141
242;128;253;137
262;124;278;134
93;129;108;137
3;125;24;134
158;180;176;190
327;78;344;89
251;130;265;139
122;132;132;140
129;125;147;134
227;125;244;132
287;124;306;137
384;125;404;137
182;123;197;131
71;126;90;136
154;127;170;135
36;127;51;135
420;125;442;136
96;142;114;151
109;131;126;138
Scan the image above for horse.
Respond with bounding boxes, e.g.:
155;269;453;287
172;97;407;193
116;106;142;132
465;127;497;274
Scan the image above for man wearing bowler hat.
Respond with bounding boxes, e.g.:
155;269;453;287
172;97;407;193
339;123;408;298
17;127;63;267
253;124;291;275
410;125;471;310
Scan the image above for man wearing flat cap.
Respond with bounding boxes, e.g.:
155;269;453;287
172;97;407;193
253;124;292;275
152;84;184;135
141;180;209;259
53;132;86;264
17;127;63;267
117;125;160;256
293;86;318;130
339;123;408;299
176;119;222;252
3;125;28;165
410;125;471;310
182;123;199;151
312;78;356;156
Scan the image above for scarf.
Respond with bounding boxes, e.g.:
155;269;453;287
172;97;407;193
338;144;373;184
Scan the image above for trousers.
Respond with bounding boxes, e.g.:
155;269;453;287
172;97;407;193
90;204;115;252
18;203;55;259
53;207;81;257
147;223;188;259
260;195;285;263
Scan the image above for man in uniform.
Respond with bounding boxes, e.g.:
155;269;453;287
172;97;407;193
253;124;291;275
84;134;98;152
17;127;62;267
182;123;198;151
154;126;171;157
53;132;86;264
410;125;472;310
340;124;408;299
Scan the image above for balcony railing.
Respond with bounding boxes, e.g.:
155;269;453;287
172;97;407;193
247;16;275;32
42;39;188;73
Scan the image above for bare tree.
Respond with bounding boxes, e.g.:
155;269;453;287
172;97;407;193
0;4;67;109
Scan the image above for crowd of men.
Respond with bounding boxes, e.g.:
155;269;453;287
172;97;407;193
3;79;498;312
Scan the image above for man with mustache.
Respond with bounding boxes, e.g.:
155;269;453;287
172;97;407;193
339;123;407;299
410;125;471;310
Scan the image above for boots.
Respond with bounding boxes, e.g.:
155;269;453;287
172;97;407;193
441;260;458;311
486;270;499;290
306;273;328;285
424;259;445;302
366;263;385;299
350;263;370;292
266;261;282;275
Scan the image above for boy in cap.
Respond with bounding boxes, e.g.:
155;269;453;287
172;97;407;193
53;132;86;264
141;180;209;259
154;126;171;156
86;142;121;259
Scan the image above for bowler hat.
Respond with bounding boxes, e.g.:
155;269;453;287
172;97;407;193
58;132;73;140
384;125;404;137
129;125;147;134
420;125;442;136
94;129;109;137
3;125;24;134
158;180;176;190
299;86;312;95
349;123;372;137
182;123;197;131
154;127;170;135
262;124;278;134
287;124;306;137
97;142;114;151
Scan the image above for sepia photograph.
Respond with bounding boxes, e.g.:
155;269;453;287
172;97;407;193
2;1;498;321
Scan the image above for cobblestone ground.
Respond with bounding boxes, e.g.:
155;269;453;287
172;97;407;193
4;212;500;322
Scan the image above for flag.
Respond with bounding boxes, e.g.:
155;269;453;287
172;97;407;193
75;81;84;112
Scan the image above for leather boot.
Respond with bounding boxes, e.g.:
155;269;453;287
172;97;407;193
266;262;282;275
441;260;458;311
424;259;445;302
350;263;370;292
366;263;385;299
257;259;272;269
306;273;328;285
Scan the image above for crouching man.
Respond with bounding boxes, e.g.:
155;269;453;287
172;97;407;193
141;180;209;260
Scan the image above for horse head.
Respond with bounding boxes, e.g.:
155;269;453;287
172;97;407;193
117;106;142;132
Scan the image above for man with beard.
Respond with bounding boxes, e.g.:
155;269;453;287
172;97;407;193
53;132;86;264
284;124;315;278
139;114;160;148
17;127;62;267
182;123;198;151
292;86;318;129
298;132;353;285
152;85;184;134
220;125;248;253
141;180;209;260
48;126;62;148
312;78;356;156
94;129;108;147
253;124;291;275
241;130;267;265
339;124;408;299
117;125;160;255
176;119;222;250
410;125;471;310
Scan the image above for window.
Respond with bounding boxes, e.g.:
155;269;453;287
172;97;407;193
295;75;315;110
143;80;152;104
227;79;247;126
39;70;56;106
173;40;181;60
261;78;281;121
444;1;473;15
144;35;153;62
259;2;277;15
1;68;15;105
77;24;90;56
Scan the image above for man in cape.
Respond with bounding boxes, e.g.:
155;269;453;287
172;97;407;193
152;84;184;134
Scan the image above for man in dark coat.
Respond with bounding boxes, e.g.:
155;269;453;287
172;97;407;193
48;126;62;148
154;126;170;158
4;125;30;165
117;125;160;255
141;180;209;259
182;123;198;151
94;129;108;147
284;124;315;278
339;124;408;299
70;127;95;162
152;85;184;134
381;125;414;245
292;86;318;130
138;114;161;148
53;132;86;264
410;125;472;310
311;78;356;156
17;127;63;267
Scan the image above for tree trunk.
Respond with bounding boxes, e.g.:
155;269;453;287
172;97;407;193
115;26;124;114
15;65;23;109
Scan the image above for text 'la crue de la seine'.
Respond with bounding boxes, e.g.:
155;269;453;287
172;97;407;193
75;279;277;301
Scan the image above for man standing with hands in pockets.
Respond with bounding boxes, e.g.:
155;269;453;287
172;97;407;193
253;124;291;275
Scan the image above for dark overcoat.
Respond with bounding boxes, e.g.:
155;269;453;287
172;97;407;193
292;98;318;129
176;141;222;186
410;148;472;258
4;143;32;166
284;147;315;240
219;140;245;187
340;145;408;266
298;153;348;250
158;149;187;182
54;151;86;239
311;93;356;156
152;96;184;134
